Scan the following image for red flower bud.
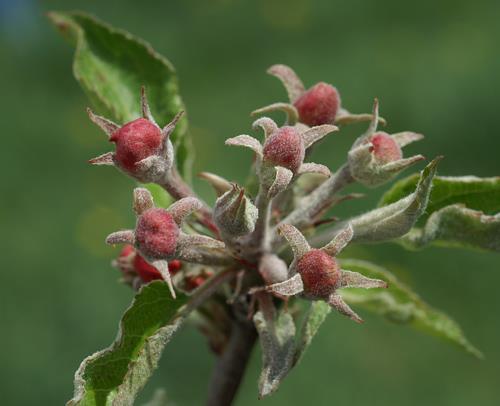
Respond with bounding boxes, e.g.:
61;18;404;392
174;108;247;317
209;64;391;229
263;126;305;172
297;249;340;298
110;118;162;172
294;82;340;126
135;208;180;259
369;132;402;164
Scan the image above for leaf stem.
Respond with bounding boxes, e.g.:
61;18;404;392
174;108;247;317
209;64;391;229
276;163;353;230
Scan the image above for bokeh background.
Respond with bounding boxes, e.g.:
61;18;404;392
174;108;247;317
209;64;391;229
1;0;499;405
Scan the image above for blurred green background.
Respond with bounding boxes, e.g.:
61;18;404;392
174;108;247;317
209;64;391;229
1;0;499;405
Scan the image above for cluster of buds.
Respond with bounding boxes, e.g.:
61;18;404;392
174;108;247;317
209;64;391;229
89;64;428;325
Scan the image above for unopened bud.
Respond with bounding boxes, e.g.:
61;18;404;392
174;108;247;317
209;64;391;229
135;208;180;259
263;126;305;173
87;88;183;183
214;185;258;237
348;100;424;187
297;249;340;298
259;254;289;285
294;82;340;126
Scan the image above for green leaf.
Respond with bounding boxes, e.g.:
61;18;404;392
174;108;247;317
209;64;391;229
349;157;441;243
68;282;188;406
47;11;192;176
339;259;482;358
401;204;500;252
293;301;331;365
254;310;296;398
143;183;173;209
379;174;500;220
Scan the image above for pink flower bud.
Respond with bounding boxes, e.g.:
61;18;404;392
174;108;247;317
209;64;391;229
135;208;180;259
110;118;163;172
263;126;305;173
296;249;340;298
294;82;340;126
369;132;402;164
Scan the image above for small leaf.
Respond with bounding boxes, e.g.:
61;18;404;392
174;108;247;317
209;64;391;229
379;174;500;220
401;204;500;252
68;282;188;406
339;259;482;358
293;301;331;365
254;310;296;398
48;11;192;176
349;158;440;242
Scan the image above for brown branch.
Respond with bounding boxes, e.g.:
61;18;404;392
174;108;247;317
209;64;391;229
206;317;258;406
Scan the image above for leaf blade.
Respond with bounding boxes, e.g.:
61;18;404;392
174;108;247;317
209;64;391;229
253;310;296;398
401;204;500;252
68;282;188;406
349;157;440;242
339;259;482;358
48;11;192;176
293;301;331;365
379;175;500;220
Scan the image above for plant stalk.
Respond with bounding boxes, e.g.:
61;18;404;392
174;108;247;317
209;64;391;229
206;317;258;406
276;163;354;230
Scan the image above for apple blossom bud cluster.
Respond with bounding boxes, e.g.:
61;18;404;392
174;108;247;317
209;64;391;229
89;64;431;325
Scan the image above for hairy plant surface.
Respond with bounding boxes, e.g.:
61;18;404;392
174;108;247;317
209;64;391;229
48;11;499;406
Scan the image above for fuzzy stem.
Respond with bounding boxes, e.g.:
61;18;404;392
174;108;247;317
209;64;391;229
176;247;235;267
206;318;258;406
276;163;354;230
182;267;238;314
160;167;219;235
252;190;272;253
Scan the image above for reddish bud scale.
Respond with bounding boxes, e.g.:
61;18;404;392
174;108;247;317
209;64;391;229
369;132;402;164
297;249;340;298
263;126;305;172
294;82;340;126
119;244;135;258
135;208;180;259
185;270;214;291
110;118;162;172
